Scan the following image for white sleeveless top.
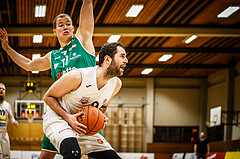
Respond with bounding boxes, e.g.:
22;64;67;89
0;101;9;132
58;66;118;114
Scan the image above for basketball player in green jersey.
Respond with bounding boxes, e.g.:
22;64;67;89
0;0;99;158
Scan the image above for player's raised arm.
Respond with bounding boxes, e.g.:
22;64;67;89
0;28;51;71
75;0;95;56
43;70;87;134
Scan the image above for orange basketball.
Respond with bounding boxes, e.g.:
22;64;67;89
77;106;105;135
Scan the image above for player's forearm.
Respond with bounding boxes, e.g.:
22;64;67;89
79;0;94;36
44;96;71;122
207;144;210;153
194;144;197;154
82;0;93;5
9;116;15;123
4;45;32;71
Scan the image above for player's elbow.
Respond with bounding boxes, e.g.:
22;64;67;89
25;63;40;72
43;94;49;104
23;64;35;72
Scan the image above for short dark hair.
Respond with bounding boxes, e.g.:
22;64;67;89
98;42;126;66
53;14;72;29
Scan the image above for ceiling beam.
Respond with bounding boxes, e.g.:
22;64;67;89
1;47;238;54
127;64;230;69
4;63;230;69
4;25;240;37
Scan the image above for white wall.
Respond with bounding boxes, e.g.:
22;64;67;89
232;76;240;140
207;82;227;122
110;88;146;105
154;88;200;126
207;67;240;140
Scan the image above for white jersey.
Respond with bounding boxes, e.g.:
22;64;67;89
43;66;119;155
59;66;118;114
0;101;9;132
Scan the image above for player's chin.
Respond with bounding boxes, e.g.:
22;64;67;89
120;69;125;75
62;33;72;37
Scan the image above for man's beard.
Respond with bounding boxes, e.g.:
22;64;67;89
105;60;121;78
0;96;4;104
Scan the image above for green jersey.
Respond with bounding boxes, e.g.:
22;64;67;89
50;36;96;82
42;36;96;152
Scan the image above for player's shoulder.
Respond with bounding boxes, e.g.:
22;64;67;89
78;66;97;74
61;69;82;82
3;101;11;107
111;77;122;90
114;77;122;86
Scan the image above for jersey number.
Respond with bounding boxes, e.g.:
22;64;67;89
0;110;6;116
61;55;69;66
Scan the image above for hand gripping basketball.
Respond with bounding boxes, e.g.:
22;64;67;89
77;106;105;135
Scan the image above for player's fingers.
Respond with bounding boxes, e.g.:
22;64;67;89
79;128;87;134
0;30;5;37
3;28;7;34
75;111;84;116
77;122;87;129
77;125;87;134
75;128;84;135
105;116;109;121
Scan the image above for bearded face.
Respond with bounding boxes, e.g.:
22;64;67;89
106;59;122;77
105;46;128;78
0;84;5;103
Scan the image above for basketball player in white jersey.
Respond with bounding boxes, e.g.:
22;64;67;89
43;42;128;159
0;83;19;159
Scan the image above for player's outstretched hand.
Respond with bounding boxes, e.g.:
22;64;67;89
67;112;87;135
12;120;19;128
0;28;9;51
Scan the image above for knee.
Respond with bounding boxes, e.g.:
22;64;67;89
60;137;81;159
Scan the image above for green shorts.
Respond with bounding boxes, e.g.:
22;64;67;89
41;130;103;152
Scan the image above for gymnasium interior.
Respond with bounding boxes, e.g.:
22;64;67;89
0;0;240;158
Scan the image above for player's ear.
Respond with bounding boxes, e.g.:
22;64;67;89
53;29;57;35
104;55;112;65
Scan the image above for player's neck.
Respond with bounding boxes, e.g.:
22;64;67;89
58;37;72;48
96;67;112;90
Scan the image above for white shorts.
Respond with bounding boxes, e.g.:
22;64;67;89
0;131;10;156
43;107;113;156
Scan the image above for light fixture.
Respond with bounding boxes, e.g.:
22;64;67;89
141;68;153;75
32;54;40;74
33;35;43;43
35;5;46;17
184;35;197;44
158;54;173;62
126;5;144;17
217;6;240;18
107;35;121;43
